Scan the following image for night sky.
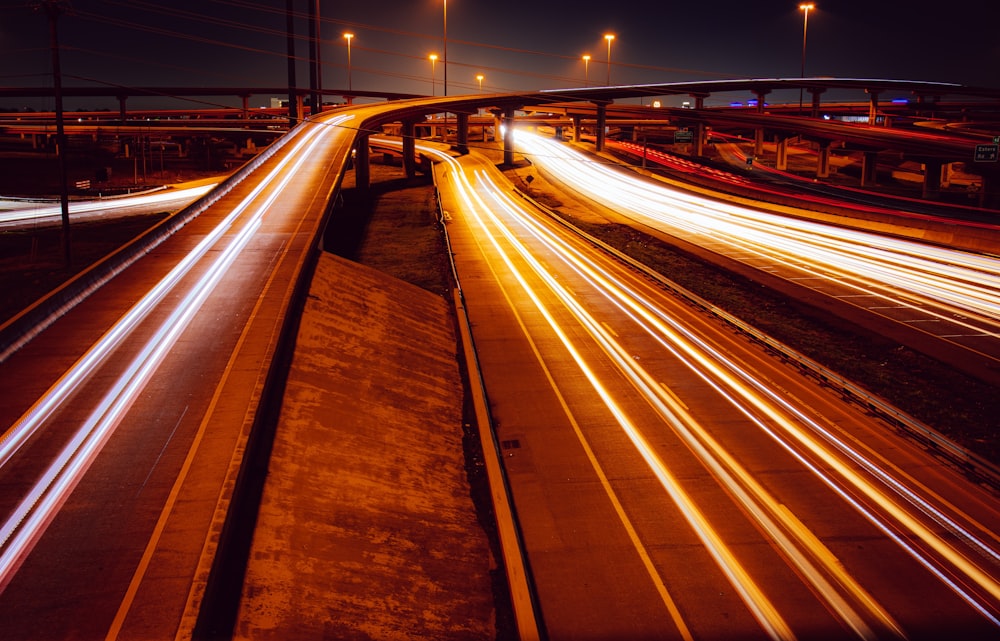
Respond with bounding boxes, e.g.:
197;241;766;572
1;0;997;111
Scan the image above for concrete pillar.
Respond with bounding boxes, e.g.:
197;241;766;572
117;95;128;123
402;120;416;179
296;94;306;121
240;94;250;121
502;108;515;166
694;122;705;157
354;133;370;192
866;89;881;126
572;115;582;142
493;114;502;143
689;94;705;109
595;103;607;152
809;88;825;118
816;141;831;178
753;90;768;157
861;151;878;186
754;90;768;113
456;112;469;155
922;160;942;200
775;137;788;171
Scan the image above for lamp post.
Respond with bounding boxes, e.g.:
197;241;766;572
442;0;448;96
582;54;591;86
604;34;615;86
343;32;354;92
799;3;814;114
429;53;438;96
476;74;484;92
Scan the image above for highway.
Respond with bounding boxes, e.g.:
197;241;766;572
0;182;216;229
513;130;1000;381
433;145;1000;639
0;87;998;640
0;108;357;638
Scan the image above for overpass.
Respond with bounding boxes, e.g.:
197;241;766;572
5;77;999;201
1;84;999;638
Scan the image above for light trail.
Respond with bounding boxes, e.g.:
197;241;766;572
0;184;216;227
514;130;1000;339
0;114;354;591
429;142;1000;637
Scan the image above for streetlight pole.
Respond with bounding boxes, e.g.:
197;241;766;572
799;3;814;114
582;54;591;86
343;33;354;92
476;74;484;92
604;34;615;86
442;0;448;96
429;54;438;96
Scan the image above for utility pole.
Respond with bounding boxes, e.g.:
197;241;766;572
37;0;72;267
285;0;298;125
307;0;318;114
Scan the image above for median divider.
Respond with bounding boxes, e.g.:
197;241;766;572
435;172;544;641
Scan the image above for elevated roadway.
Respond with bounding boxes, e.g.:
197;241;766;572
0;83;997;639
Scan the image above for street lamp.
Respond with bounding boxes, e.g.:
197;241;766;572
799;3;814;113
604;34;615;86
582;54;591;86
476;74;484;92
429;53;438;96
343;32;354;92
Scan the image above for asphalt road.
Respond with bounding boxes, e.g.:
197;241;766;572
0;111;353;639
436;147;1000;640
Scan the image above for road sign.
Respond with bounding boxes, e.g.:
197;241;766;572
673;129;694;143
975;144;998;162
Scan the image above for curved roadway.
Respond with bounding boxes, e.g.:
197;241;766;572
433;145;1000;640
0;91;997;641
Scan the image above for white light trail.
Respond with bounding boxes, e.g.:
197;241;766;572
514;130;1000;337
0;114;354;591
428;142;1000;635
0;184;216;226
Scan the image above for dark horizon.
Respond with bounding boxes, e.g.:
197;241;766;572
1;0;996;111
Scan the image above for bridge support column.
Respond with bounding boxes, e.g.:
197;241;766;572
809;88;825;118
572;115;582;142
922;160;943;200
694;122;705;157
753;90;768;157
502;108;516;165
816;141;831;178
456;112;470;154
775;137;788;170
117;95;128;123
354;133;370;192
867;89;881;126
402;120;416;179
296;94;306;121
492;114;502;143
595;103;607;152
861;151;878;186
689;94;705;110
240;94;250;122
